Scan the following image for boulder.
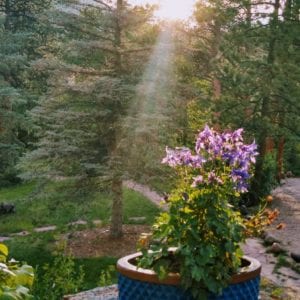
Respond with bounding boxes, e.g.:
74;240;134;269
264;232;281;245
0;203;15;214
267;242;287;254
290;252;300;263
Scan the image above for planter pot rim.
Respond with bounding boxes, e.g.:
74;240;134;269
117;251;261;286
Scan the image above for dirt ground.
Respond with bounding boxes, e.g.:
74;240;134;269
66;225;151;258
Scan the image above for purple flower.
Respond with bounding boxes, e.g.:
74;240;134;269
191;175;204;187
162;147;205;168
208;171;223;185
231;169;250;182
195;125;214;154
235;181;249;193
231;128;244;142
162;125;258;194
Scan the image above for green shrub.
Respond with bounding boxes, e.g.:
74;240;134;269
32;244;84;300
0;243;34;299
98;265;115;287
261;153;278;195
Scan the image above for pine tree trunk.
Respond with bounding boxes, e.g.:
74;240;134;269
110;177;123;237
109;0;124;238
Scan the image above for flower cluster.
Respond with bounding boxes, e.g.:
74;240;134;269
162;125;258;193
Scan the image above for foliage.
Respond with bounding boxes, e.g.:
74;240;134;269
0;243;34;299
188;0;300;202
260;153;278;196
243;201;279;237
139;126;258;299
32;242;84;300
19;0;158;237
6;234;118;293
0;0;53;187
98;265;116;287
285;142;300;176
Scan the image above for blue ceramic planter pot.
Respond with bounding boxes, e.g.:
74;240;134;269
117;252;261;300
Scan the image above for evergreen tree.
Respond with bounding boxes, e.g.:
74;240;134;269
188;0;300;201
0;0;53;186
20;0;157;237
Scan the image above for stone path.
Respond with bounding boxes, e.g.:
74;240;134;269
0;220;103;242
243;238;300;291
123;180;168;210
64;285;118;300
268;178;300;254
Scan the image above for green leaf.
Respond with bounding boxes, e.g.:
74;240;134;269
0;293;17;300
15;265;34;287
0;245;8;258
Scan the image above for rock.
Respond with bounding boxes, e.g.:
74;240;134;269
129;217;146;223
267;242;287;254
290;252;300;263
0;203;15;214
93;220;102;226
64;285;118;300
276;223;287;230
34;225;57;232
0;236;11;242
68;220;87;226
264;233;281;245
11;231;30;236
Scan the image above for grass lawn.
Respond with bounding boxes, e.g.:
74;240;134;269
0;180;161;296
0;180;160;234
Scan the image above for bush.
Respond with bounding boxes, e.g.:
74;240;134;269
0;243;34;299
32;243;84;300
260;153;278;195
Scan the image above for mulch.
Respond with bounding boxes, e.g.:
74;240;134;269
66;225;151;258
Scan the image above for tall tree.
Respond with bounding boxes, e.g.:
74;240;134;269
0;0;52;186
20;0;157;237
188;0;300;201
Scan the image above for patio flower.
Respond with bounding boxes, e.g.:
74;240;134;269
138;125;259;299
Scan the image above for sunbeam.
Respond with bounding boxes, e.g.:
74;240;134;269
130;0;196;20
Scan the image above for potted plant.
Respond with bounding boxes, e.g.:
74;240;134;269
117;125;261;300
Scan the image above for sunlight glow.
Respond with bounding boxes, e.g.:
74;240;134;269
129;0;196;20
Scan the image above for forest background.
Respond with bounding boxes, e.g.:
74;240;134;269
1;0;300;235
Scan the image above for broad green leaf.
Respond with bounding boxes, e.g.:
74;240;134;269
0;245;8;258
15;265;34;287
0;293;17;300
